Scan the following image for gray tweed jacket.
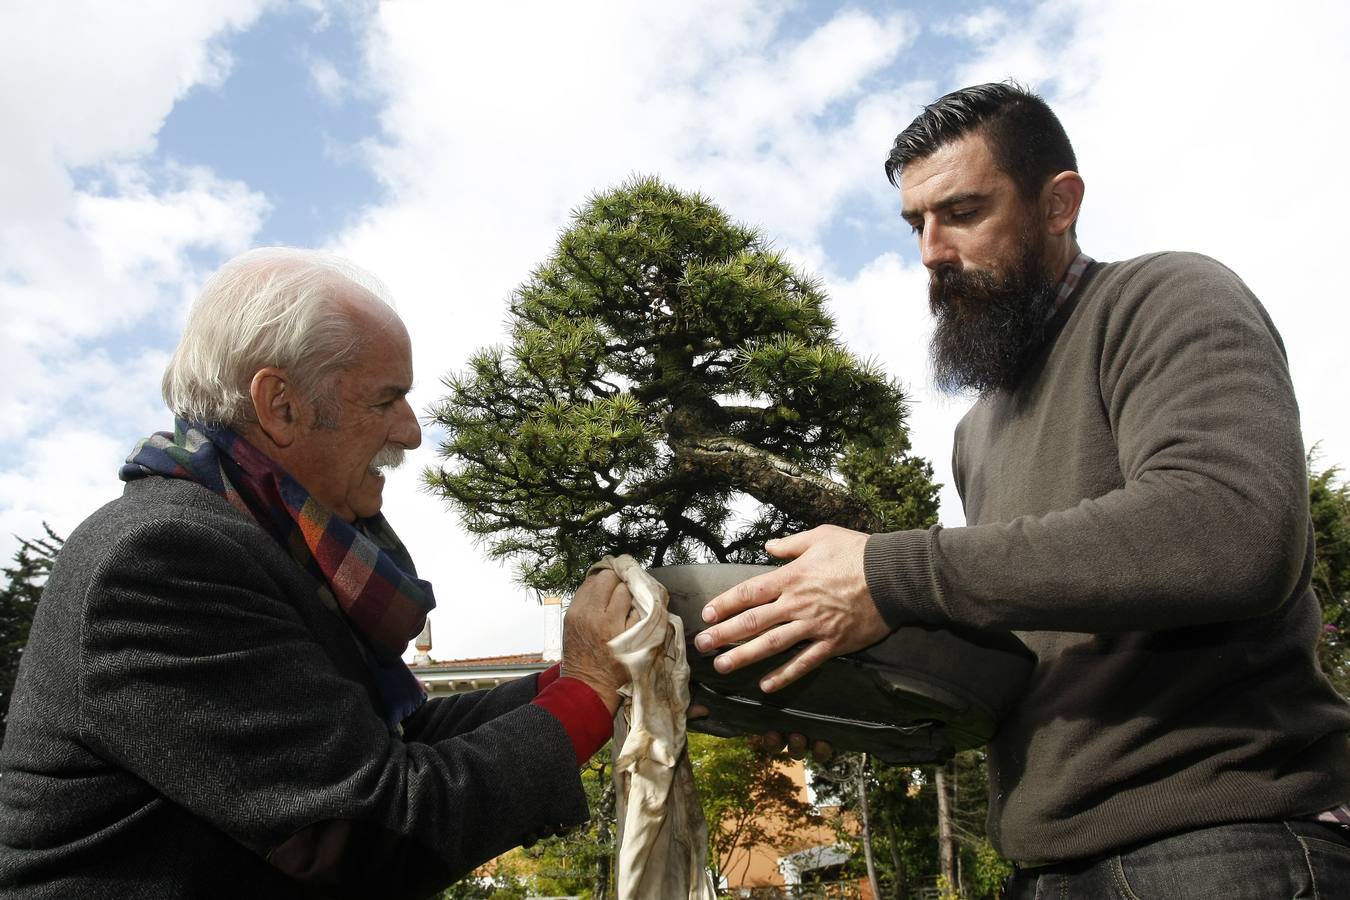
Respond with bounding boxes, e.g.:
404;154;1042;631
0;477;588;899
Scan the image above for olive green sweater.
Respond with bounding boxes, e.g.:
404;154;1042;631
865;251;1350;863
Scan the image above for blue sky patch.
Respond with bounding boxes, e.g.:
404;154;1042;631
154;3;384;248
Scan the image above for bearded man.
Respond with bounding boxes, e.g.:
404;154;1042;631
694;82;1350;895
0;249;633;899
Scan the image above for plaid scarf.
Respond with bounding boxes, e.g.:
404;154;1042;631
121;418;432;728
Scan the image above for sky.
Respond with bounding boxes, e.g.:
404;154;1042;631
4;0;1349;661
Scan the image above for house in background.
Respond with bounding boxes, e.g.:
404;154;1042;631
410;594;564;694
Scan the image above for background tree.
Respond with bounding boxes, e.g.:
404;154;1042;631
1310;456;1350;696
426;176;938;592
814;756;938;900
436;864;526;900
444;747;616;900
515;746;618;899
0;525;63;743
940;751;1011;899
688;732;820;888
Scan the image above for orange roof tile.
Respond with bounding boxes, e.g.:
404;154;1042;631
415;652;547;669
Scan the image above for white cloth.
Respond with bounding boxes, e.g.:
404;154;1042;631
592;555;716;900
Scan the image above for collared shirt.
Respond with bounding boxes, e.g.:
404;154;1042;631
1319;804;1350;827
1051;250;1094;317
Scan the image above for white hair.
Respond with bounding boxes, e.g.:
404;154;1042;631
162;247;397;428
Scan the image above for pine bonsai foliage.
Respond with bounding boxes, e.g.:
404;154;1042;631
426;177;937;591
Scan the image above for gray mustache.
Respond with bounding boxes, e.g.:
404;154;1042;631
369;445;406;472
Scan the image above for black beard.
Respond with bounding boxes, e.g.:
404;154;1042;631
927;242;1059;396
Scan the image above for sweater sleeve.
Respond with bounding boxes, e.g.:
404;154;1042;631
531;675;614;765
867;254;1311;632
77;517;590;899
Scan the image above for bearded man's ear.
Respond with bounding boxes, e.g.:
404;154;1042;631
1044;171;1085;237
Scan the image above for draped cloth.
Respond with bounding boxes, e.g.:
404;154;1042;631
592;555;716;900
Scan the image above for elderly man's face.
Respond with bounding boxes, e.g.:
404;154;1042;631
288;294;422;522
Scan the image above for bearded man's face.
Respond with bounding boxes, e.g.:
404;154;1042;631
897;133;1063;396
927;226;1058;396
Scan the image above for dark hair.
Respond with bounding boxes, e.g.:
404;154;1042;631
884;81;1077;200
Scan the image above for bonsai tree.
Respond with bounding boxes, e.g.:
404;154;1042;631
426;176;937;592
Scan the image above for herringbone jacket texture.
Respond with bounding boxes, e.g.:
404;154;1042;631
0;477;588;899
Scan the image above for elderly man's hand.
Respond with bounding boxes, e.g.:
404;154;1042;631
685;705;832;763
692;525;889;693
761;730;834;764
561;569;635;714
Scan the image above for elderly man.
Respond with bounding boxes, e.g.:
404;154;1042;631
0;249;632;898
696;83;1350;894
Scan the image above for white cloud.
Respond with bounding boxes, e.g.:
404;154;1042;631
0;1;273;568
949;0;1350;477
332;0;1350;655
0;429;131;558
0;0;268;219
326;2;934;654
934;7;1010;42
0;165;267;441
378;447;551;661
7;0;1350;662
77;165;266;279
308;55;350;105
825;252;973;522
0;0;274;343
336;0;928;419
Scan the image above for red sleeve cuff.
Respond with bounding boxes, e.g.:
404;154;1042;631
531;676;613;766
536;662;562;693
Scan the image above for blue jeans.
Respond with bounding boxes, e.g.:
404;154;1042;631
1003;821;1350;899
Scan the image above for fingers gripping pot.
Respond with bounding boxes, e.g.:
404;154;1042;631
648;563;1034;764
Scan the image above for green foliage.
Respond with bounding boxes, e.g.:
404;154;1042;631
965;836;1014;900
436;867;527;900
427;176;938;592
945;751;1008;899
0;525;63;743
838;444;942;533
813;755;938;899
811;751;1011;899
688;732;819;886
467;735;823;897
1311;457;1350;696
